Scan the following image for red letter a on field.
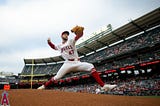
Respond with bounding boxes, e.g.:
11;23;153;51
1;91;10;106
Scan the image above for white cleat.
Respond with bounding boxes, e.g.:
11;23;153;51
101;84;117;91
37;85;45;90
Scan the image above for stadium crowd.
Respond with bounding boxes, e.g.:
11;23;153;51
81;26;160;63
54;74;160;96
96;51;159;72
108;75;160;96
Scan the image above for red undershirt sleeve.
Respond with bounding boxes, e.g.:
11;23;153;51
48;41;58;50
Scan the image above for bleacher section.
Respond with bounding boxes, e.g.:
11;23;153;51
81;26;160;63
53;74;160;96
21;63;62;75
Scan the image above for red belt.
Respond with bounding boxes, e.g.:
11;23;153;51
68;58;80;61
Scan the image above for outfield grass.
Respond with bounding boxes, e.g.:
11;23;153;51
141;96;160;98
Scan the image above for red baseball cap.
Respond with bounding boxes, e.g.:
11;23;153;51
61;31;69;36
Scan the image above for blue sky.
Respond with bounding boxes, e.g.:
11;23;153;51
0;0;160;75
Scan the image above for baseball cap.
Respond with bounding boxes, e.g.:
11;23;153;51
61;31;69;36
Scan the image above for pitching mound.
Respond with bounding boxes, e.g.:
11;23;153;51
0;89;159;106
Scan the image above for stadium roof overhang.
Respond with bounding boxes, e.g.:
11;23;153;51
77;7;160;55
24;7;160;65
24;56;64;65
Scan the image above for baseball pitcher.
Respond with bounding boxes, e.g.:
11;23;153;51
38;26;117;91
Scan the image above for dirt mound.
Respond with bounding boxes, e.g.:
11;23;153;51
0;89;159;106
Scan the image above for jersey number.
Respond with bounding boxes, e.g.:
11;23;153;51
69;50;74;55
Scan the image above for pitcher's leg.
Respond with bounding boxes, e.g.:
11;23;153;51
76;62;117;90
39;63;71;89
77;62;104;87
91;68;104;87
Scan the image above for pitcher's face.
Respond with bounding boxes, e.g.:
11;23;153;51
61;33;68;41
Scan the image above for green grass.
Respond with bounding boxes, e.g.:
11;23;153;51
141;96;160;98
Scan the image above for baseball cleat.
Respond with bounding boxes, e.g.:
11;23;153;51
101;84;117;91
37;85;45;90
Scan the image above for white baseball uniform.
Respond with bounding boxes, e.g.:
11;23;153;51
37;30;110;89
50;38;94;81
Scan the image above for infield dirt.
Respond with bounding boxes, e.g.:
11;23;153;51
0;89;159;106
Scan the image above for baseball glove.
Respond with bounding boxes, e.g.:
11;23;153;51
71;25;84;35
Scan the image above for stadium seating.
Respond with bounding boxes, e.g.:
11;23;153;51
53;74;160;96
